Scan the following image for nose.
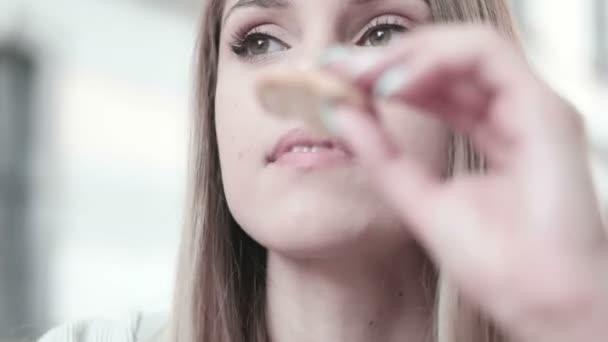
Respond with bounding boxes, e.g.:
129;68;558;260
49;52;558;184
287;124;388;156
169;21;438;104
290;17;340;71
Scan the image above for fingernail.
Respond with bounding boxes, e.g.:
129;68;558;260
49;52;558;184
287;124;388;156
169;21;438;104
320;103;340;134
347;50;384;78
374;65;409;98
318;46;351;65
320;47;383;78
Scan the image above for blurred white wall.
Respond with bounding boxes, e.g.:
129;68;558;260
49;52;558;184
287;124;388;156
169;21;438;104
1;0;198;328
31;0;197;322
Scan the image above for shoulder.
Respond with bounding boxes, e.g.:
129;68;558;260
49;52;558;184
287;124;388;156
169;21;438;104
38;312;168;342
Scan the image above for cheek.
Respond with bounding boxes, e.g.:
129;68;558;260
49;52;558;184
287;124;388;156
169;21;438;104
214;64;279;223
215;66;264;167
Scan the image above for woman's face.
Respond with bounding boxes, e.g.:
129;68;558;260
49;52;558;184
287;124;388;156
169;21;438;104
216;0;448;258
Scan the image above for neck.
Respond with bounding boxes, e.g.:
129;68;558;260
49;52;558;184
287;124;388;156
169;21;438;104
266;243;434;342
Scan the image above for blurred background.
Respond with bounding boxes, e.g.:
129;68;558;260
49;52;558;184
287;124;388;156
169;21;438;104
0;0;606;340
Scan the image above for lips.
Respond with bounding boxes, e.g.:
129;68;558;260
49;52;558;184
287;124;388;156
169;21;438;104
267;128;353;168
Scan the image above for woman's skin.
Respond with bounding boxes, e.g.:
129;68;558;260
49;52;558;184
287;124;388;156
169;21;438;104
216;0;608;342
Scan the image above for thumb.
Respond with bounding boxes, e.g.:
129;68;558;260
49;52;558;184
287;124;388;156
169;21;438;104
328;104;493;270
327;103;439;222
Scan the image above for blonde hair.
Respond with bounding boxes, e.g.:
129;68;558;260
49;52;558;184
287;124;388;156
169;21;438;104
170;1;519;341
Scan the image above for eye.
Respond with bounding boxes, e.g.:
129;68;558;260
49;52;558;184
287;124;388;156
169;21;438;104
356;16;409;47
361;25;405;46
243;33;287;55
231;31;289;59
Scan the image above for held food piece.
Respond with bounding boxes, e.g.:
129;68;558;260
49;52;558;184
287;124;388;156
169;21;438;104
256;68;367;134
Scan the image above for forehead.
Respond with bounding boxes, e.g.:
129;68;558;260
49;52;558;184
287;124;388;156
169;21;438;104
221;0;433;27
223;0;431;15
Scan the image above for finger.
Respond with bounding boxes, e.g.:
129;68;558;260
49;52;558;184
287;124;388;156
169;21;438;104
334;24;527;95
371;61;490;132
322;24;532;168
329;103;440;216
330;104;497;277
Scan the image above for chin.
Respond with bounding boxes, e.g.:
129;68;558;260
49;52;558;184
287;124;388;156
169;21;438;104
225;164;411;259
237;197;409;260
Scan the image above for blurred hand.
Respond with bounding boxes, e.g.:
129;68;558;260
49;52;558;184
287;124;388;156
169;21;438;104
321;24;608;342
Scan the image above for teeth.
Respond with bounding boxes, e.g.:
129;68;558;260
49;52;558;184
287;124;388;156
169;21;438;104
289;145;322;153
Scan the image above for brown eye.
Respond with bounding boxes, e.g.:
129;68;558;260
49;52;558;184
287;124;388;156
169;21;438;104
368;27;392;46
239;33;288;57
247;35;271;55
359;24;407;47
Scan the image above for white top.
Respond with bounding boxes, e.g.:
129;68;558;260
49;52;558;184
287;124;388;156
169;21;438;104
38;312;168;342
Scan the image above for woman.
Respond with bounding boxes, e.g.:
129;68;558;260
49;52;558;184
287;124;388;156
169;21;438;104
40;0;608;342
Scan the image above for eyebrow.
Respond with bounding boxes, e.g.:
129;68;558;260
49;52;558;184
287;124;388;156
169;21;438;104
351;0;382;4
222;0;430;25
350;0;428;5
223;0;291;25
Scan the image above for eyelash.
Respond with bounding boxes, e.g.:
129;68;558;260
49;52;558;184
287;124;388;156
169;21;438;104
230;27;260;54
229;26;282;62
229;15;410;62
357;16;409;45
